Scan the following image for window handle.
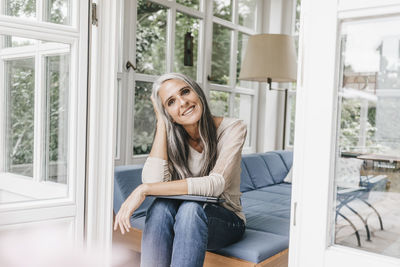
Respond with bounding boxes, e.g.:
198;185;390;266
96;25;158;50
126;61;136;71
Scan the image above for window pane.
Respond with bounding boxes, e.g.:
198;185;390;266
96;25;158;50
237;32;256;88
4;0;36;19
294;0;301;35
211;24;231;85
333;18;400;258
238;0;257;30
5;58;35;177
136;1;167;75
45;0;71;25
3;36;37;48
233;94;252;146
288;93;296;147
210;90;229;117
176;0;199;10
134;81;155;155
213;0;232;21
174;12;200;80
45;55;70;184
1;36;71;204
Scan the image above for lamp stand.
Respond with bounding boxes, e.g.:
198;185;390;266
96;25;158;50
267;78;288;150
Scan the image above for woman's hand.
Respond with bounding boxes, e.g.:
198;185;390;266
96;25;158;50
113;184;148;235
150;95;164;125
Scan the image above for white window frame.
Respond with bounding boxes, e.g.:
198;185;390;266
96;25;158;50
0;0;88;244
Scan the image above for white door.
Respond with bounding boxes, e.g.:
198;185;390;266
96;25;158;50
289;0;400;266
0;0;89;244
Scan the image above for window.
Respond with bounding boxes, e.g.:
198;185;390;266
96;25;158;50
333;16;400;258
0;0;86;205
132;0;205;158
4;0;72;25
285;0;301;149
116;0;259;165
209;0;259;151
1;34;72;202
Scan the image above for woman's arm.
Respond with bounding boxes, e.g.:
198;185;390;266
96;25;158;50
149;95;168;160
186;120;247;197
114;179;188;234
143;179;188;195
141;96;171;183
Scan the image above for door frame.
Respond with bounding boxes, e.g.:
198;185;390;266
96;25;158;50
288;0;400;266
84;0;119;253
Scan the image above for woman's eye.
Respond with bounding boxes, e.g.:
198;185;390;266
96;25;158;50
182;88;190;95
167;99;175;106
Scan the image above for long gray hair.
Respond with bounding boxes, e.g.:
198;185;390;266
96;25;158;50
152;73;218;180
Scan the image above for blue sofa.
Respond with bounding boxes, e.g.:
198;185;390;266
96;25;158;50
113;150;293;266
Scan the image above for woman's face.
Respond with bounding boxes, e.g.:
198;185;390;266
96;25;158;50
158;79;203;126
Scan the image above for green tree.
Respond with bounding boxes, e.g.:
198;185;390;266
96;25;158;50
7;59;35;176
136;0;167;75
6;0;35;18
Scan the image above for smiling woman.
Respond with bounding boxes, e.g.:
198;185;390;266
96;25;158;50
114;73;248;267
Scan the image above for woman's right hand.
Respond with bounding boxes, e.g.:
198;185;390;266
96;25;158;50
151;95;165;126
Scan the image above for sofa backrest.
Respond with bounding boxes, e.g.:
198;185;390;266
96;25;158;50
240;151;293;192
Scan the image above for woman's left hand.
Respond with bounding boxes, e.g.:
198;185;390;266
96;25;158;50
114;184;147;235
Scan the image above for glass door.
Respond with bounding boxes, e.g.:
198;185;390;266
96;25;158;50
289;0;400;266
0;0;89;242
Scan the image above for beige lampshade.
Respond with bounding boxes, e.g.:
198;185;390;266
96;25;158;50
239;34;297;82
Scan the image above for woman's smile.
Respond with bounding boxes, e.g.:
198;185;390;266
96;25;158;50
182;105;196;116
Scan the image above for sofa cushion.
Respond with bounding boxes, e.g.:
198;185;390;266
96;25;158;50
273;150;293;171
245;213;290;236
242;155;275;188
214;229;289;263
260;153;289;184
242;198;291;221
242;190;291;207
283;168;293;183
240;160;256;192
257;183;292;196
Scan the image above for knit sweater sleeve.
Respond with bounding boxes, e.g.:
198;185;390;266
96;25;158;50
142;157;172;183
186;120;247;196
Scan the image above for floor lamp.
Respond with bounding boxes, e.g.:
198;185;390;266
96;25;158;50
238;34;297;149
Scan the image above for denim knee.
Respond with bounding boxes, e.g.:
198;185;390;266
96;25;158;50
146;198;179;223
174;201;208;230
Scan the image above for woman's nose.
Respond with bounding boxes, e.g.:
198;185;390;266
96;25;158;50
177;96;187;106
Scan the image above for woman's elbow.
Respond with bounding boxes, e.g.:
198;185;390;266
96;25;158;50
211;174;225;197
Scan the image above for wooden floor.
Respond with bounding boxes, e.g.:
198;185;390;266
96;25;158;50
112;227;288;267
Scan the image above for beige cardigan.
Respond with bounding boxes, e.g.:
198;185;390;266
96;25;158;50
142;118;247;222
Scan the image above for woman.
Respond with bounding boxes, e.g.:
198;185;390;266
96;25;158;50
114;73;247;267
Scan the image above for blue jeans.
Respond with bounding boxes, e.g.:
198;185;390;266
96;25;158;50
140;198;245;267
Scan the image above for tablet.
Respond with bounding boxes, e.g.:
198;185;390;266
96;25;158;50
152;194;225;204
